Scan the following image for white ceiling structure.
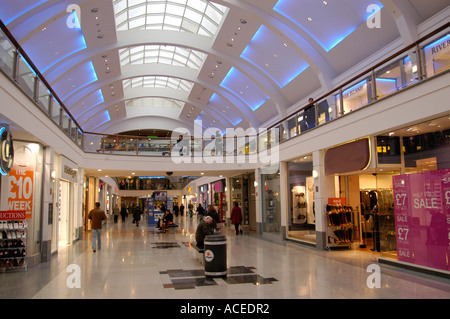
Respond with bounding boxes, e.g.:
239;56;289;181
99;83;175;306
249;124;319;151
0;0;448;137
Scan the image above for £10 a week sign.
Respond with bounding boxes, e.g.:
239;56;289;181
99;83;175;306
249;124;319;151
8;168;33;219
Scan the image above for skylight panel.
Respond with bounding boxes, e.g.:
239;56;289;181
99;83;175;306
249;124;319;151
119;45;206;70
123;76;194;92
113;0;227;37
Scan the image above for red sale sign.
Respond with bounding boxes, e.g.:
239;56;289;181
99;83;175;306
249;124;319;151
7;168;34;219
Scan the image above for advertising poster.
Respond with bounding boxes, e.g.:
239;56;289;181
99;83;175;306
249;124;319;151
7;167;34;219
393;169;450;270
393;174;413;264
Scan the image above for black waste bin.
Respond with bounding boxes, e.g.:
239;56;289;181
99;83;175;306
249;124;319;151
204;234;227;277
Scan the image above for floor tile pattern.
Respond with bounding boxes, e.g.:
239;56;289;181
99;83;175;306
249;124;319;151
0;215;448;299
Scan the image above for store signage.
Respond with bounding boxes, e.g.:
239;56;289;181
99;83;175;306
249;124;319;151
324;139;370;175
63;165;77;179
0;210;26;220
393;169;450;271
423;35;450;76
328;198;347;205
7;168;34;219
61;157;78;182
0;125;14;175
425;35;450;56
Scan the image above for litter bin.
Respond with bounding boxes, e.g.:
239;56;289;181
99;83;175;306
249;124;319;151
204;234;227;277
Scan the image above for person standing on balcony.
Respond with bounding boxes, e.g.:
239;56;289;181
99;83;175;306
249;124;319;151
304;97;316;130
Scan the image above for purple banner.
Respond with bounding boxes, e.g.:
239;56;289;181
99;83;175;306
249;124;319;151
393;169;450;271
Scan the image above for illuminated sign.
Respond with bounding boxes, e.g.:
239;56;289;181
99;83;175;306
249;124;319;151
0;125;14;175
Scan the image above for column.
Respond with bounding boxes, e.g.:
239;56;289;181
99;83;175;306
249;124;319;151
313;149;335;250
40;147;54;262
279;161;288;240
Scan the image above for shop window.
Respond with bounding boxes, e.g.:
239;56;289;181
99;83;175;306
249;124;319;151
335;79;370;115
377;136;401;164
261;165;280;233
286;160;314;243
403;129;450;171
423;34;450;77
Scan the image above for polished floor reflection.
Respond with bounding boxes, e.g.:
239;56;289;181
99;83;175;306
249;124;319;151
0;215;449;299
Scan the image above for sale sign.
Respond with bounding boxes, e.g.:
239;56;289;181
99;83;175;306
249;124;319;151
393;174;414;264
7;168;34;219
393;169;450;271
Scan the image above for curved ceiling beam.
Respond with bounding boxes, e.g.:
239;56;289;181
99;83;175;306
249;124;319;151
76;83;249;129
78;88;236;131
44;29;289;115
216;0;337;92
64;63;261;128
94;115;196;137
380;0;421;44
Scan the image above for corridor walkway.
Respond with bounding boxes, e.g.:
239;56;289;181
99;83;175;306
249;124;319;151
0;215;449;300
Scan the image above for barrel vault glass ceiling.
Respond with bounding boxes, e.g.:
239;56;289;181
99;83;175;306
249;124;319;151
0;0;448;136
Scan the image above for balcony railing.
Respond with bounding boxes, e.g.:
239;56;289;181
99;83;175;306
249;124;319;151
0;18;448;157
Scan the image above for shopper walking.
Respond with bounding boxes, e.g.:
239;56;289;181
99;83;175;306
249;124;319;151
196;204;204;220
120;204;128;222
112;204;120;223
133;204;142;227
88;202;107;252
230;202;243;235
180;203;185;216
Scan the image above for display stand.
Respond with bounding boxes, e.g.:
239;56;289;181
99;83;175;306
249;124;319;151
325;200;353;249
0;219;27;272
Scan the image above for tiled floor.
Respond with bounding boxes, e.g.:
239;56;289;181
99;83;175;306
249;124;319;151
0;215;449;299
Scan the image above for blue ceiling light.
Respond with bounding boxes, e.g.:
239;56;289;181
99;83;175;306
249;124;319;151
104;110;111;122
196;110;205;122
273;0;383;52
208;93;243;127
241;25;309;87
21;11;87;74
0;0;48;25
220;67;269;111
52;60;98;101
232;118;243;126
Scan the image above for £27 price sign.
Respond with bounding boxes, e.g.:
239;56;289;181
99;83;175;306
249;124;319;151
8;169;34;219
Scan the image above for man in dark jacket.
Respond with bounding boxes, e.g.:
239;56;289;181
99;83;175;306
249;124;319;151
195;216;213;249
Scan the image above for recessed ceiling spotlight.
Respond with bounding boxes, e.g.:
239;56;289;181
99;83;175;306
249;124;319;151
91;8;99;13
307;17;312;22
226;42;233;47
240;19;247;24
322;1;327;5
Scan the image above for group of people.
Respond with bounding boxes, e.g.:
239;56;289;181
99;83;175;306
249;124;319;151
177;130;223;156
88;201;244;253
112;204;143;226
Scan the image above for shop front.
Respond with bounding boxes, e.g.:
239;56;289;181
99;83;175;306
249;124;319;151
325;114;450;274
53;156;82;251
0;138;44;268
